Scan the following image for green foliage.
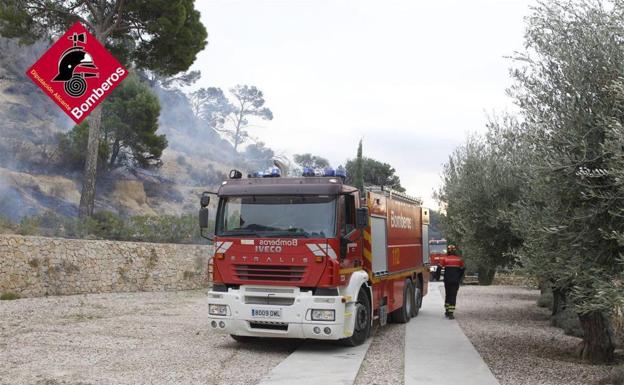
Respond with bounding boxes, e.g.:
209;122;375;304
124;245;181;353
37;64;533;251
506;0;624;320
345;154;405;192
0;0;207;219
439;0;624;362
0;292;20;300
124;0;207;76
0;1;208;76
428;209;444;240
243;142;275;171
226;85;273;152
102;74;166;169
436;118;523;285
189;87;233;128
354;139;364;192
57;121;109;171
293;153;330;169
2;211;206;244
58;75;165;171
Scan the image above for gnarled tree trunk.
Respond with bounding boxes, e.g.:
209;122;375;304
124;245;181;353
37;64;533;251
477;266;496;285
578;311;616;364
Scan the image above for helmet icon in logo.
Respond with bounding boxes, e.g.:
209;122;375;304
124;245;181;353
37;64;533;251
52;32;99;97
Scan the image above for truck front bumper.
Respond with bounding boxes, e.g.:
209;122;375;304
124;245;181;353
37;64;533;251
206;285;352;340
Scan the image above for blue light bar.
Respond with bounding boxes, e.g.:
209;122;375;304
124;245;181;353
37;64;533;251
323;167;335;177
302;167;315;177
336;166;347;179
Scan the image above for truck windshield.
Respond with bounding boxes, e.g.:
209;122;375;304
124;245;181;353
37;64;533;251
217;195;337;238
430;244;447;254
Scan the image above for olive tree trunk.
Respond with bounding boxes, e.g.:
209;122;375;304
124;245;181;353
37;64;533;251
477;266;496;285
78;104;103;218
578;311;616;364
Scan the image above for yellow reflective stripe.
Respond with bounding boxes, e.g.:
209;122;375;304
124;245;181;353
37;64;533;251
363;230;371;243
363;248;372;262
339;267;363;275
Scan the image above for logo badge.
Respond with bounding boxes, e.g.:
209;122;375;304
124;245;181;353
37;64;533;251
26;22;128;124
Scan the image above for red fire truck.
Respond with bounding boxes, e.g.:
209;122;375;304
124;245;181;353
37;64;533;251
199;168;430;346
429;239;448;281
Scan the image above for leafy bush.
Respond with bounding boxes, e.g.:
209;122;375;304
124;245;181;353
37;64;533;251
2;211;206;244
0;292;21;300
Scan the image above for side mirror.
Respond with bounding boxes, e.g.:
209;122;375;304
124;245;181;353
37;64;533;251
355;207;369;229
200;191;211;208
199;207;210;229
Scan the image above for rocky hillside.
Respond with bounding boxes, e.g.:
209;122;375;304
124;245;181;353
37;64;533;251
0;37;245;221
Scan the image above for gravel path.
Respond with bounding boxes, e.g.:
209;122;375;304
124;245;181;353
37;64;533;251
453;285;616;385
0;290;300;385
354;323;405;385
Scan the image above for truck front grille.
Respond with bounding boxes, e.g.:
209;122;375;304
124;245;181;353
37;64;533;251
249;321;289;331
244;296;295;306
234;264;306;282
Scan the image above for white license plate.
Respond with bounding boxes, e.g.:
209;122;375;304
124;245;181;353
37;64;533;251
251;308;282;318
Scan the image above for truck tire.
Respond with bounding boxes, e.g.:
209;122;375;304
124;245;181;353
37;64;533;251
340;288;371;347
390;280;412;324
410;282;422;318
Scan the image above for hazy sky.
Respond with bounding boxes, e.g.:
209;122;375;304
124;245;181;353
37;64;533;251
190;0;532;207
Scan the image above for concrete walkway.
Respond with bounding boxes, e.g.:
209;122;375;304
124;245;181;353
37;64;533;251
404;282;500;385
257;338;372;385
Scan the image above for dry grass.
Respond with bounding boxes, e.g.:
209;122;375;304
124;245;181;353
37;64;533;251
492;273;537;288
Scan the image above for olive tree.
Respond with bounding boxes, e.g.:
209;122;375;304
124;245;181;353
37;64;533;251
508;0;624;363
437;117;523;285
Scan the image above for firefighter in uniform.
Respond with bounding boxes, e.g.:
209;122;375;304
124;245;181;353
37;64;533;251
441;245;465;319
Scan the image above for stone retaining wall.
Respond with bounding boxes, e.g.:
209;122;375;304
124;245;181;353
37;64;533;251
0;234;213;297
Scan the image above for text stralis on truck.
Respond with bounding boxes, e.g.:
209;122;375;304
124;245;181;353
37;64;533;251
199;168;431;346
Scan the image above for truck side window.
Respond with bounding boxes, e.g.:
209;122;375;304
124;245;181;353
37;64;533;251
344;194;356;235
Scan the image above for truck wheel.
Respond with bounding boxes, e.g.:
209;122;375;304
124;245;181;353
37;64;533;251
390;280;412;324
340;288;371;347
410;283;422;318
230;334;258;343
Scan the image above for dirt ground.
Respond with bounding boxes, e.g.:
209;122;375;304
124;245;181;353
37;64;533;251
454;285;620;385
0;290;300;385
2;285;620;385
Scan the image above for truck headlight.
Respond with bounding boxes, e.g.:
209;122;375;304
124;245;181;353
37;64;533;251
209;304;228;316
311;309;335;321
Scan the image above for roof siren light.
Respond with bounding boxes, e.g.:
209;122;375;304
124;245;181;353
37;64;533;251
335;166;347;180
229;169;243;179
323;167;336;177
270;167;281;177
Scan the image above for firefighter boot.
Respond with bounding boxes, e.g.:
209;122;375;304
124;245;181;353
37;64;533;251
447;305;456;320
444;303;451;318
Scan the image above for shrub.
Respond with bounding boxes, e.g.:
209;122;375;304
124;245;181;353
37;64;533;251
0;292;21;300
2;212;206;244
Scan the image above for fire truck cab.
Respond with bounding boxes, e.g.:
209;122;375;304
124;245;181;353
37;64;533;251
200;169;430;346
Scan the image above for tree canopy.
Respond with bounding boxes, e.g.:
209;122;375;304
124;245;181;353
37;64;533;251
102;74;165;169
59;74;166;170
437;0;624;363
293;153;330;169
345;156;405;192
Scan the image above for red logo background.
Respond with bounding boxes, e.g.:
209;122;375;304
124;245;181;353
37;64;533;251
26;22;128;124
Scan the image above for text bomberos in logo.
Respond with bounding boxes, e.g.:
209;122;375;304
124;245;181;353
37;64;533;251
26;22;128;124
